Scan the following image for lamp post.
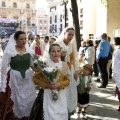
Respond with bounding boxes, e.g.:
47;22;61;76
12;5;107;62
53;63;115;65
63;0;68;28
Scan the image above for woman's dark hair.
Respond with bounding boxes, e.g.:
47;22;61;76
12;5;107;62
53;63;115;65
86;40;93;46
108;36;111;42
65;27;74;32
114;37;120;45
35;35;40;39
14;31;26;40
45;36;49;40
49;43;61;52
94;40;99;45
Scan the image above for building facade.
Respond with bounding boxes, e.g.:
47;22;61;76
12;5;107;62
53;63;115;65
47;0;97;40
107;0;120;39
36;9;48;39
0;0;36;35
47;0;73;37
78;0;97;40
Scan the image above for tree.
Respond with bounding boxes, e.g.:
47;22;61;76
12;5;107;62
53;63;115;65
101;0;109;8
70;0;81;50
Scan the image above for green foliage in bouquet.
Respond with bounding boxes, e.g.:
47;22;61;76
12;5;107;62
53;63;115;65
42;68;58;82
33;54;47;69
33;54;59;101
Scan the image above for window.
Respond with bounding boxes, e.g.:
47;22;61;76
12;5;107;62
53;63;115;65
2;1;6;7
89;34;94;40
26;3;30;9
50;26;52;33
80;20;83;29
80;8;83;14
50;17;52;24
80;26;83;29
55;25;57;32
40;20;42;23
27;18;30;26
55;15;57;23
80;34;83;39
60;15;62;22
50;6;56;12
44;27;46;29
52;24;54;30
80;20;83;25
13;2;17;8
40;27;42;29
80;0;82;2
60;24;62;32
80;8;83;18
44;20;46;23
80;15;83;18
66;23;68;27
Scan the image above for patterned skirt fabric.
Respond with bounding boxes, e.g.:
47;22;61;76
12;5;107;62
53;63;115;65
0;92;5;120
30;89;44;120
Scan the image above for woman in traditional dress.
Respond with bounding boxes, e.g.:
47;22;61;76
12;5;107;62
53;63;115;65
1;31;36;120
42;37;56;61
30;43;70;120
30;35;43;56
55;27;79;118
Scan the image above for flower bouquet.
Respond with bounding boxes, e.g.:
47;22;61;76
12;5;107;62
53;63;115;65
61;46;69;61
33;55;59;101
43;67;59;101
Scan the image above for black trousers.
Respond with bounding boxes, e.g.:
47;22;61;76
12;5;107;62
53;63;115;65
97;57;108;86
118;91;120;102
93;61;99;76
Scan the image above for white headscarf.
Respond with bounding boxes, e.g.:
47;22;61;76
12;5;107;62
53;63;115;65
55;26;79;71
4;33;32;55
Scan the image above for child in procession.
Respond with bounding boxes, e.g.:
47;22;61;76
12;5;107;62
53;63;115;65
77;64;92;116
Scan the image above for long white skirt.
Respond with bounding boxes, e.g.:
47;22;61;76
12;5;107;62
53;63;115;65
9;69;36;118
65;64;78;113
43;89;68;120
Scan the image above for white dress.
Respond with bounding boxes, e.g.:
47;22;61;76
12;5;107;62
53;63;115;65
55;40;79;112
43;58;68;120
1;44;36;118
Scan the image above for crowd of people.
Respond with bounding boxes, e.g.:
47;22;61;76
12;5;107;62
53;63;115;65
0;27;120;120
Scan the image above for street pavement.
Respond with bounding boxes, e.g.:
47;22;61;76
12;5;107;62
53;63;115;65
36;77;120;120
71;77;120;120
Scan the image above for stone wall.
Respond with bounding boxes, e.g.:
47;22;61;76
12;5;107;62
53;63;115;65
107;0;120;40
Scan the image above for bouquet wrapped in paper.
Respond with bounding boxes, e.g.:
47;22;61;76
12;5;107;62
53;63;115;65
33;55;59;101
